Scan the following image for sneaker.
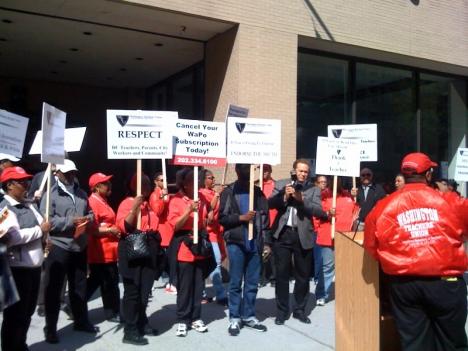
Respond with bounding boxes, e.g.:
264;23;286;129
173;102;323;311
37;304;45;317
191;319;208;333
243;319;267;332
165;284;177;295
228;321;241;336
316;298;326;306
175;323;187;337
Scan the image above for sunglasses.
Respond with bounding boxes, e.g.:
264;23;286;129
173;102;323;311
13;179;31;187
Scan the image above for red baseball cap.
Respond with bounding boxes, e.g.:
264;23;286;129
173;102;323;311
0;166;33;183
401;152;438;175
88;172;113;189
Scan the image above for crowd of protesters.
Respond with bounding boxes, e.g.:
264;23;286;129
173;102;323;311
0;151;467;350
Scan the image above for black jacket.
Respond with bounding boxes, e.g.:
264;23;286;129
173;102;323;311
219;181;269;251
356;183;386;222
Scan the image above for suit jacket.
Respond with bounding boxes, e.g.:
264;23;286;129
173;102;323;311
267;178;327;250
356;183;386;222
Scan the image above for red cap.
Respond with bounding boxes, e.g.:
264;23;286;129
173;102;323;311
0;166;33;183
88;172;113;189
401;152;438;175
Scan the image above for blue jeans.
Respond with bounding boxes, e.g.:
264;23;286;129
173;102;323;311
315;245;335;301
209;242;227;300
227;243;261;322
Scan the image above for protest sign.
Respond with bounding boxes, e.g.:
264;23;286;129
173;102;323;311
41;103;66;164
172;119;226;167
454;148;468;182
106;110;177;159
226;117;281;165
226;104;249;119
0;110;29;158
315;137;361;177
328;124;377;162
29;127;86;154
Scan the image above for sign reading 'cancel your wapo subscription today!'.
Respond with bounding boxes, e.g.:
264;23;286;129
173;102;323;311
106;110;178;159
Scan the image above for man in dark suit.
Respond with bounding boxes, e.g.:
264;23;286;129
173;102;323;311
266;159;329;325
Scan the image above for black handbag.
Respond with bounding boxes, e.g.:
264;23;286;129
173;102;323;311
183;229;213;258
125;230;151;262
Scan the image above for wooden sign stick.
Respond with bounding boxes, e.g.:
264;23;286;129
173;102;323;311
331;175;338;240
259;164;264;190
193;166;199;244
162;158;168;200
248;164;255;240
44;162;52;257
136;159;142;230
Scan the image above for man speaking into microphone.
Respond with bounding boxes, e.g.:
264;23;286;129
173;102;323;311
265;159;329;325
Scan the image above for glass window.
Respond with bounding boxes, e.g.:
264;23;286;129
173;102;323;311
297;53;349;160
356;63;415;182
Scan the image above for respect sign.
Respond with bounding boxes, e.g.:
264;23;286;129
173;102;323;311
454;148;468;182
0;109;29;158
328;124;378;161
107;110;177;159
226;117;281;165
41;103;66;164
315;137;361;177
172;119;226;167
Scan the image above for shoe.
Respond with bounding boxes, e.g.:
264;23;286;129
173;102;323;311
191;319;208;333
140;324;158;336
73;322;99;333
316;298;326;306
274;317;285;325
44;326;59;344
176;323;188;337
61;303;74;320
216;297;228;306
165;284;177;295
201;297;213;304
37;304;45;317
228;321;241;336
243;319;267;332
292;312;311;324
122;332;149;346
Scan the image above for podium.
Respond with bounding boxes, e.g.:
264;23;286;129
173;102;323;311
335;231;400;351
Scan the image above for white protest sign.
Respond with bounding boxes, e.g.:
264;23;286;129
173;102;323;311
226;104;249;119
29;127;86;154
328;124;378;162
315;137;361;177
41;103;66;164
172;119;226;167
0;110;29;158
107;110;177;159
454;148;468;182
227;117;281;165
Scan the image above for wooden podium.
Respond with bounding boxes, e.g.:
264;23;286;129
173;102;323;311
335;231;400;351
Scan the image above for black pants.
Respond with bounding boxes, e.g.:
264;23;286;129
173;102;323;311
121;269;154;334
44;245;89;331
86;262;120;317
274;227;312;319
389;276;468;351
176;261;204;324
1;266;41;351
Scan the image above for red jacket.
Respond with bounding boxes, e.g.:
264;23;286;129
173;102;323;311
364;183;468;276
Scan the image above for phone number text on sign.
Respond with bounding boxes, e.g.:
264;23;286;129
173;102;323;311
174;156;226;167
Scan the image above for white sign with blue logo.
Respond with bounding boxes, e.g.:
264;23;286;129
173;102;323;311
315;137;361;177
226;117;281;165
106;110;178;159
454;148;468;182
327;124;378;162
0;109;29;158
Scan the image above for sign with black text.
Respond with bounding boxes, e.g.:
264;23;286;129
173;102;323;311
107;110;177;159
454;148;468;182
226;104;249;119
226;117;281;165
30;127;86;154
41;103;66;164
172;119;226;167
315;137;361;177
328;124;378;161
0;109;29;158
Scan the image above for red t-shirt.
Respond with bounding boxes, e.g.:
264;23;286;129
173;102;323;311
87;193;119;263
262;178;278;227
116;197;159;234
156;194;174;248
167;192;207;262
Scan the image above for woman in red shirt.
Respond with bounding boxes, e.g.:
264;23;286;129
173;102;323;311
116;174;160;346
167;167;210;337
86;173;121;323
198;169;227;304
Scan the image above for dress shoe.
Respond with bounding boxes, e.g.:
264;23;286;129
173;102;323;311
123;332;149;346
292;312;311;324
274;317;285;325
44;326;59;344
139;324;158;336
73;322;99;333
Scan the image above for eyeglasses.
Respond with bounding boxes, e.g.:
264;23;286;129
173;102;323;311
360;173;372;177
